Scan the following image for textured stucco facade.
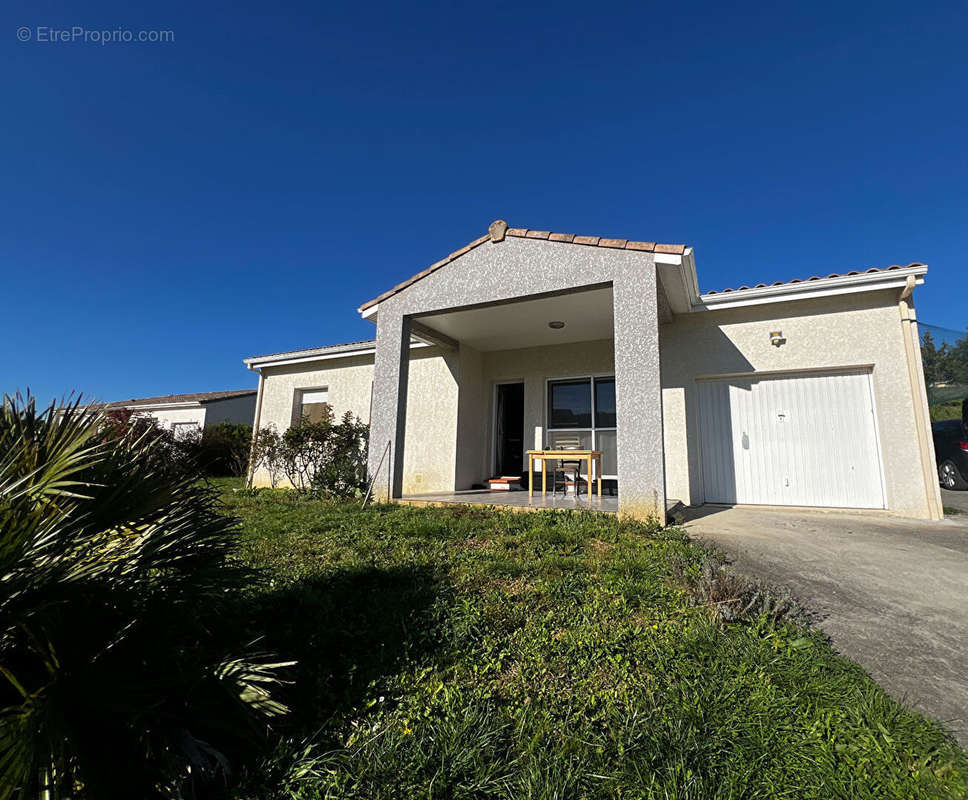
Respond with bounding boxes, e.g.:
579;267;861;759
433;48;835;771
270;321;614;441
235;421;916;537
367;235;666;519
250;354;375;487
249;347;462;490
244;226;938;520
660;289;939;518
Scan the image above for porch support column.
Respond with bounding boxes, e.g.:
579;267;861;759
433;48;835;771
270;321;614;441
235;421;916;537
368;309;411;501
613;260;666;520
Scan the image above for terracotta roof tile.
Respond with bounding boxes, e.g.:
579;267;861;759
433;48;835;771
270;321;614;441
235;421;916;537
702;263;925;296
358;221;688;311
654;243;687;255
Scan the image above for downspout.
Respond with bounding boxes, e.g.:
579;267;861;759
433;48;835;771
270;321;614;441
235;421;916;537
898;276;943;519
245;366;266;488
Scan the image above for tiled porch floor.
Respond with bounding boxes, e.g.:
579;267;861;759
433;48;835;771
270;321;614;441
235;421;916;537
397;489;683;517
399;488;619;513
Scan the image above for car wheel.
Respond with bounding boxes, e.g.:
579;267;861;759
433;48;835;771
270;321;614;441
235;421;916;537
939;460;968;491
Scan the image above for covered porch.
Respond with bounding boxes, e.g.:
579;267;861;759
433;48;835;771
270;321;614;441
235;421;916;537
364;222;690;520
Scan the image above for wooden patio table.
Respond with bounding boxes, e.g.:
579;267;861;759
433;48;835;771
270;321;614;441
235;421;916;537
526;449;603;498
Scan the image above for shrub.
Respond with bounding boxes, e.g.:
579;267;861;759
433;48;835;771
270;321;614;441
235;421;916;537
0;394;291;799
252;405;368;498
196;422;253;477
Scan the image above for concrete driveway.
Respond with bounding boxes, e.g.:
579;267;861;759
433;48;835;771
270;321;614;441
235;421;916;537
682;505;968;745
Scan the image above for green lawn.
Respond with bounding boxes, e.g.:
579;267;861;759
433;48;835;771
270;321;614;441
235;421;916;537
220;486;967;799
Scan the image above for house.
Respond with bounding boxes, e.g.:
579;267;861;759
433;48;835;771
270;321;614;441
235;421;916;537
103;389;257;439
244;220;942;520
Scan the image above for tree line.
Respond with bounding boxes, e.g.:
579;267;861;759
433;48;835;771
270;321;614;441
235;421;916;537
921;329;968;387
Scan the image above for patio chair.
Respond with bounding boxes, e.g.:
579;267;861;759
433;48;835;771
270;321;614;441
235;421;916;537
551;437;584;499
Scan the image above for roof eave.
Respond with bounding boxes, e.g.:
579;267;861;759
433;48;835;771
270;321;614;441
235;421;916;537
693;264;928;312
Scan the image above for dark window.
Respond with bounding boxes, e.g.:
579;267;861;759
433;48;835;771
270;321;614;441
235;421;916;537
594;377;616;428
549;379;592;428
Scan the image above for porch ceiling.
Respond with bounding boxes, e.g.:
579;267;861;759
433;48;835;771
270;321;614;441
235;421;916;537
414;287;615;351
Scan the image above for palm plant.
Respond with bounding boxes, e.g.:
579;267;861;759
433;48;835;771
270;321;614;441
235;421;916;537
0;394;290;799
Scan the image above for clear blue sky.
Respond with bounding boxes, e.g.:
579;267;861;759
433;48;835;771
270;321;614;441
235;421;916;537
4;0;966;404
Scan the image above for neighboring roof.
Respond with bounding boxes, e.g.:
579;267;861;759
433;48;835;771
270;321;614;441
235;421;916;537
104;389;256;409
701;264;926;296
357;220;688;313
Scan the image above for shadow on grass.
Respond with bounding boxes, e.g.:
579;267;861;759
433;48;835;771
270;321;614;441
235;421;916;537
230;565;446;738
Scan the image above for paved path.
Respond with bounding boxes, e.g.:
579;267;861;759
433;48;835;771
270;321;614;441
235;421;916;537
682;505;968;745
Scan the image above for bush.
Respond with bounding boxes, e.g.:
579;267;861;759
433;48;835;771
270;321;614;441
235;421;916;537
252;405;368;497
103;411;252;478
0;394;291;799
196;422;253;477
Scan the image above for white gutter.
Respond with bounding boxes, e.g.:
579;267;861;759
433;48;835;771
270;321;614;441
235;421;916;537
693;264;928;311
243;341;430;371
245;367;266;488
121;401;202;411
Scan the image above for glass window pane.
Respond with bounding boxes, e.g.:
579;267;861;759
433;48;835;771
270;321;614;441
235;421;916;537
594;378;616;428
547;430;593;474
547;429;592;451
301;402;330;424
595;429;617;476
549;379;592;428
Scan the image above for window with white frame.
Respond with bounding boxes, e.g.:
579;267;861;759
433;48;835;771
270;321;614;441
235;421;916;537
546;376;616;478
294;388;329;424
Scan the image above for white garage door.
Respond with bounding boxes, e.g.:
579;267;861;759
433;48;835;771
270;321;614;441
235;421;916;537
699;370;885;509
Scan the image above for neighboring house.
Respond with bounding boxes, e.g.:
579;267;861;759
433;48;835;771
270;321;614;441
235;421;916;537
103;390;257;439
244;220;942;520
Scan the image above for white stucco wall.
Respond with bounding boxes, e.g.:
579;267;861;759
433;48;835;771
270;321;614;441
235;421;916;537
400;348;460;495
250;354;375;486
248;286;934;517
135;406;208;432
249;347;461;491
660;288;934;518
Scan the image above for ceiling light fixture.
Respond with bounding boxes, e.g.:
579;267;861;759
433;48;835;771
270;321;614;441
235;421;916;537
548;321;565;329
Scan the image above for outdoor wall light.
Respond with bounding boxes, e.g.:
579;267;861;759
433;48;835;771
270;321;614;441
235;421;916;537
548;321;565;329
770;330;786;347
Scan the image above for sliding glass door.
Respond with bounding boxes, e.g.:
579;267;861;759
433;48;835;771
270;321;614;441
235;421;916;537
546;376;617;478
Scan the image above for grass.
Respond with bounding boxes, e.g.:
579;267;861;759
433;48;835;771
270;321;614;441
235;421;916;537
217;484;967;799
930;400;963;421
943;506;964;516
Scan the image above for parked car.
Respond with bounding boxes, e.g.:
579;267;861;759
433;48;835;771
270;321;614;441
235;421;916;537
933;412;968;490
